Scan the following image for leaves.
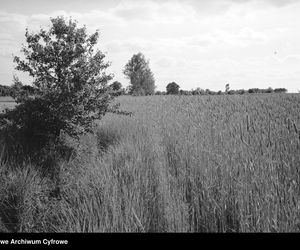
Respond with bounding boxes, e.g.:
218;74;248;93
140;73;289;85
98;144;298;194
8;16;116;141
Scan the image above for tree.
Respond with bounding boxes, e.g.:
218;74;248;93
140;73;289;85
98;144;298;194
248;88;260;94
228;90;236;95
266;87;274;93
225;84;230;93
192;87;205;95
110;81;122;91
109;81;124;96
205;89;211;95
236;89;246;95
123;52;155;95
166;82;180;95
179;90;192;95
274;88;287;93
1;16;116;160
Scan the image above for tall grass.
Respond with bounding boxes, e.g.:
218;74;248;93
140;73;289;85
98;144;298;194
1;94;300;232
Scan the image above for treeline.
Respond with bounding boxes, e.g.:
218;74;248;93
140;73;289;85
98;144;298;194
157;82;288;95
109;81;288;97
156;88;287;95
0;85;12;96
0;83;36;97
1;82;288;98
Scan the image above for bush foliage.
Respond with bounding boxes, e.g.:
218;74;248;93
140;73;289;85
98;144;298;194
0;16;117;163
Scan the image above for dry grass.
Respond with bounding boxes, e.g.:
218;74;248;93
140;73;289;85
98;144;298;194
1;94;300;232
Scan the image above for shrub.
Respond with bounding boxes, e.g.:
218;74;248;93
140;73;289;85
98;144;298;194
0;16;118;176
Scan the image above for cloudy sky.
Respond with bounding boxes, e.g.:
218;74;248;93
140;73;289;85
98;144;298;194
0;0;300;92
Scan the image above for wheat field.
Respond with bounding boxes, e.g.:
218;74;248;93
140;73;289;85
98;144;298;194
1;94;300;232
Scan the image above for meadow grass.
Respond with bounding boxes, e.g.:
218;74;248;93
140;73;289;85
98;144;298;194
0;94;300;232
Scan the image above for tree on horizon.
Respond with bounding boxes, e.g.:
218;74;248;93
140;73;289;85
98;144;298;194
166;82;180;95
123;52;155;96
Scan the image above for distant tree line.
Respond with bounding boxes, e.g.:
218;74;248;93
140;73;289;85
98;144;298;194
155;83;288;96
0;84;11;96
0;82;36;97
1;80;288;98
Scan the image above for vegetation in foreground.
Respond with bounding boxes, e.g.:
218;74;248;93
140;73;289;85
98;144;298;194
1;94;300;232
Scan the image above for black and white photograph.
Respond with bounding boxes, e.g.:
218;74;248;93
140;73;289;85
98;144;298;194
0;0;299;239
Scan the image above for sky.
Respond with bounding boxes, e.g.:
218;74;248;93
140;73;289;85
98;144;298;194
0;0;300;92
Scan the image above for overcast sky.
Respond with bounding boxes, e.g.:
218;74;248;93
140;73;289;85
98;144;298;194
0;0;300;92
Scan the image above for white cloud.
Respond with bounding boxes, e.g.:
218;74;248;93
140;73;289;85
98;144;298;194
275;54;300;63
155;57;174;68
112;0;197;24
216;28;268;47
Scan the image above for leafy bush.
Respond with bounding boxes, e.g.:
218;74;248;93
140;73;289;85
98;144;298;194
0;16;116;159
0;98;71;164
0;15;123;188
